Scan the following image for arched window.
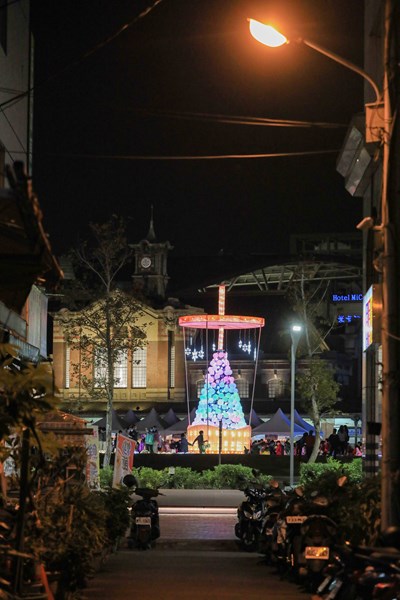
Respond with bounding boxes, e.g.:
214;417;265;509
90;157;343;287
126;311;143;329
236;376;249;398
267;372;284;398
196;378;205;398
132;346;147;388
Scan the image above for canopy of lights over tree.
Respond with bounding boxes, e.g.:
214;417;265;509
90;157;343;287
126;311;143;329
179;286;264;454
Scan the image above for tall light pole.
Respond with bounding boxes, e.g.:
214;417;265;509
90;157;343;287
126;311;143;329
290;324;302;487
249;11;399;529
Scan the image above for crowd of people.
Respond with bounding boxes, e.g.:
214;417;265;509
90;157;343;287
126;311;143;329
100;423;362;457
124;425;191;453
249;425;362;458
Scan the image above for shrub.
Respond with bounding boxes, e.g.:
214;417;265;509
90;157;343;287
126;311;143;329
99;465;114;488
97;486;132;545
130;464;272;490
132;466;169;489
167;467;203;489
35;481;109;594
299;458;380;546
204;464;271;489
299;457;362;490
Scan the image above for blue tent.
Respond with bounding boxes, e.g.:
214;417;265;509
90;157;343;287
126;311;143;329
294;409;313;432
252;408;307;436
245;409;263;428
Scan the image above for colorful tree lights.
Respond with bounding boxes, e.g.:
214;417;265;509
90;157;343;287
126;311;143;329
192;350;247;429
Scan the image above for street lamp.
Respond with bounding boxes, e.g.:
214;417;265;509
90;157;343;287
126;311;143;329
290;324;302;487
249;10;399;530
248;20;381;102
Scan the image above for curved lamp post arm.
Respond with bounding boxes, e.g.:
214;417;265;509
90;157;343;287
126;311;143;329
299;37;381;102
248;19;381;102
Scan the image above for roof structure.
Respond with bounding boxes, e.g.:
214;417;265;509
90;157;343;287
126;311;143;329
0;162;63;311
95;409;125;431
163;408;197;435
252;408;307;436
293;409;313;432
245;409;263;427
135;408;167;432
162;408;181;427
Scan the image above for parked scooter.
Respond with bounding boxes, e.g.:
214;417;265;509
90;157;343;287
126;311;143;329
273;485;310;576
314;527;400;599
123;474;163;550
235;472;283;552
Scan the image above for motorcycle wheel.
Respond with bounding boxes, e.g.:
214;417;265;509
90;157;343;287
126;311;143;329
234;522;241;539
136;526;152;550
241;529;258;552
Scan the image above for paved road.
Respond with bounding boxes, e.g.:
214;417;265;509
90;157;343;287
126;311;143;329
82;509;309;600
83;543;308;600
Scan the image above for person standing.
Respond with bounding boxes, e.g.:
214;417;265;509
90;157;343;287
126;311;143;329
191;430;208;454
179;433;189;453
145;428;154;453
338;425;348;455
327;428;340;457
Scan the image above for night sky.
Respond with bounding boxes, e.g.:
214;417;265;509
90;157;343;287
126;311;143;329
30;0;364;258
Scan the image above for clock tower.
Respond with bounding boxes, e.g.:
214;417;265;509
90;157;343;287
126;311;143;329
131;208;173;300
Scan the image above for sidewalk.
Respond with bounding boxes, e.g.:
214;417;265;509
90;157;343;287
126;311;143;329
157;488;243;508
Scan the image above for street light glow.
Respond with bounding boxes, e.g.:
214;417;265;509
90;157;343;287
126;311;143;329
248;19;287;48
292;325;302;332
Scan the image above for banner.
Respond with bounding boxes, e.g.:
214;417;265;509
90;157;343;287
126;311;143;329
85;426;100;490
112;433;136;488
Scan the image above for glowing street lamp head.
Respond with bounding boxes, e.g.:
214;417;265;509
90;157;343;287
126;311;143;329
248;19;288;48
292;325;302;332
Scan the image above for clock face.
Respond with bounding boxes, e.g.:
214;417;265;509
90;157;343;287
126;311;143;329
140;256;152;269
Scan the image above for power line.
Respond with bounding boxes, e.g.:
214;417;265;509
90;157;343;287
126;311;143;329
41;149;339;161
134;108;347;129
0;0;164;111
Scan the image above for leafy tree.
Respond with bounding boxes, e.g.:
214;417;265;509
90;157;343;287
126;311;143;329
288;263;341;462
297;359;340;461
58;218;148;466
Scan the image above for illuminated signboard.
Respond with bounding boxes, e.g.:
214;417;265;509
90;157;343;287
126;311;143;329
363;284;382;351
332;293;363;303
337;314;361;324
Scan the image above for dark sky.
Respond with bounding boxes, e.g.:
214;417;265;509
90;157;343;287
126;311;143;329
30;0;364;258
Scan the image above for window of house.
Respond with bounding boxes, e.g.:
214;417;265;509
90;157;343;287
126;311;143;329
94;347;107;387
0;0;7;54
94;347;127;388
114;349;127;388
65;345;70;388
267;375;284;398
196;377;206;398
132;346;147;388
236;376;249;398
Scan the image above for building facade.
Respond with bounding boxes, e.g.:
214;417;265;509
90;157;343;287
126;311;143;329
0;0;32;183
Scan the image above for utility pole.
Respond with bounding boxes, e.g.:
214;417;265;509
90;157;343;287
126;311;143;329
380;0;400;531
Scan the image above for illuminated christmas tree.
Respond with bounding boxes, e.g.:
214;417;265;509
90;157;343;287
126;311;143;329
192;350;247;429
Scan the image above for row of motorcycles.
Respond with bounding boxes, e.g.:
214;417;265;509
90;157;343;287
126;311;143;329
235;470;400;598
